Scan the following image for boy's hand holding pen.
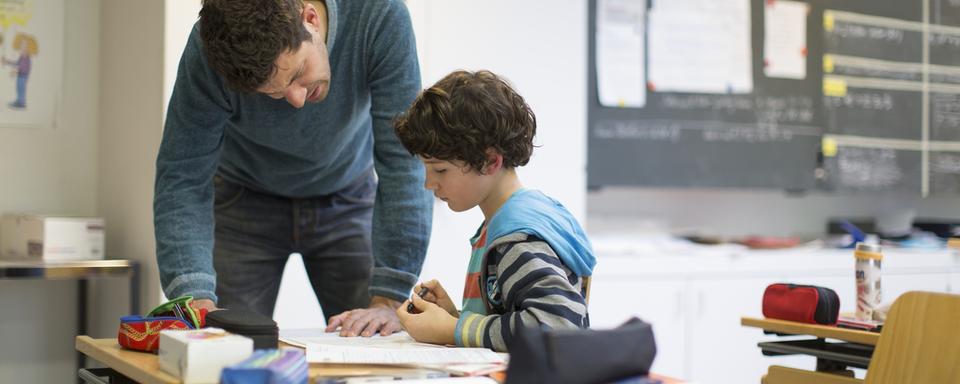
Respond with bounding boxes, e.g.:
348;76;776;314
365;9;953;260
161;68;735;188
396;280;460;346
404;280;459;317
406;286;431;313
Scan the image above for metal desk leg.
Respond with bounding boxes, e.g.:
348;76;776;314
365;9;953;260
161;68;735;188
78;279;88;384
79;367;137;384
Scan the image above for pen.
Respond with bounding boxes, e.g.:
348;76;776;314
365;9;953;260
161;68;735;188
407;286;430;313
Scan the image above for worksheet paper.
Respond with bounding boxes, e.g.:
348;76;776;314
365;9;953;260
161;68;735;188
763;0;809;79
647;0;753;93
306;344;506;365
280;328;438;349
596;0;647;107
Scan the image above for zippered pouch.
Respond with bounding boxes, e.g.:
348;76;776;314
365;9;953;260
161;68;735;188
117;295;209;353
117;315;192;352
205;309;278;349
762;283;840;325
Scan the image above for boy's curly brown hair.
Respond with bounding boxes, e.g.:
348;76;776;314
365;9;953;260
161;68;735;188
394;70;537;173
199;0;311;93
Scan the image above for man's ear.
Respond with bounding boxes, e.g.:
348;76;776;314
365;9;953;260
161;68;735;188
482;149;504;175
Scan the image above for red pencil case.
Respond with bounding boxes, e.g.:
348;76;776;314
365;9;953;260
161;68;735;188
117;295;208;353
762;283;840;325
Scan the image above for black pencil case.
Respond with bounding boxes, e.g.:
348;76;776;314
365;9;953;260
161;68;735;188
205;309;279;349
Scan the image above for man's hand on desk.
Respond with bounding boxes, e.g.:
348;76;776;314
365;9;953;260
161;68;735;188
325;296;403;337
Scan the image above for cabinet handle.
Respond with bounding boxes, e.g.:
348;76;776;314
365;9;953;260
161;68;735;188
675;290;683;319
695;290;704;320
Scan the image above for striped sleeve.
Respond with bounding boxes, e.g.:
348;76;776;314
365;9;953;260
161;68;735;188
454;235;588;352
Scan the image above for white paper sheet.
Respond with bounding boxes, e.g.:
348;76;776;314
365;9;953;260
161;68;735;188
279;328;439;349
763;0;809;79
647;0;753;94
306;344;507;365
596;0;646;107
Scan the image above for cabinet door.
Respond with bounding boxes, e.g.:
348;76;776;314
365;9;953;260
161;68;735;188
687;276;849;384
882;273;950;305
951;274;960;294
589;278;687;379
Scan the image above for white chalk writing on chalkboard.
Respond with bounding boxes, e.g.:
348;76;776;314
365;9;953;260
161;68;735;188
837;147;903;188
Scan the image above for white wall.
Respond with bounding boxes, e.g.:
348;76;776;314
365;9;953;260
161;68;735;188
95;0;166;330
0;1;101;382
405;0;588;305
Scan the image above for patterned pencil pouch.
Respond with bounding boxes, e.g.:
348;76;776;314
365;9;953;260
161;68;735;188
117;295;209;352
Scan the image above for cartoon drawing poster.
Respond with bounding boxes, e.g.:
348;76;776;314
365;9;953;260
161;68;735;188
0;0;63;128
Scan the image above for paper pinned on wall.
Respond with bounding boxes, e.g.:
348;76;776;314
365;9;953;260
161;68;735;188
647;0;753;94
764;0;809;79
596;0;646;108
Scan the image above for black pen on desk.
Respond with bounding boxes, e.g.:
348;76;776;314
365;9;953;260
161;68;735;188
407;286;430;313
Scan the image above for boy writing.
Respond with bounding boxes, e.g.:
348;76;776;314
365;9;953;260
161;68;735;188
394;70;596;352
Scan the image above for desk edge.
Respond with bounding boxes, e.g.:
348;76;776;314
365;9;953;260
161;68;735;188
740;317;879;345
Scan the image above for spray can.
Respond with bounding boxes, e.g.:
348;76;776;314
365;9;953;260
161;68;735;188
854;242;883;321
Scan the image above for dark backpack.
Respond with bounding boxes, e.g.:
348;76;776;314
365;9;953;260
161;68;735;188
505;317;657;384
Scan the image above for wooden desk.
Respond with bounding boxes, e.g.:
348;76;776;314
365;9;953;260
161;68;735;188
76;336;464;384
77;335;684;383
741;317;879;346
741;317;878;376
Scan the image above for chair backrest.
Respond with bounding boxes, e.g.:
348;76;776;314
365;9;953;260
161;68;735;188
582;275;591;303
865;291;960;384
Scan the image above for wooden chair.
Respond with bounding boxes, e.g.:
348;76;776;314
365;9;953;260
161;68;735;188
583;275;592;306
763;291;960;384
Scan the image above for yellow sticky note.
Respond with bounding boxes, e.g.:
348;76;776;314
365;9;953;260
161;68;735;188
822;137;838;157
823;78;847;97
823;55;834;73
824;12;834;32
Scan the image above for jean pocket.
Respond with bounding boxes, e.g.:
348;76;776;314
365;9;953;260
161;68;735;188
214;174;246;211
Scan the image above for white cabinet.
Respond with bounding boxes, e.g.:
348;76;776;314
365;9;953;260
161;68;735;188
687;277;781;383
882;273;949;305
951;273;960;294
686;275;852;384
589;246;960;384
590;277;687;378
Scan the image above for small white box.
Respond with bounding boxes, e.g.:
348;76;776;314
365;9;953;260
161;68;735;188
0;214;105;260
158;328;254;384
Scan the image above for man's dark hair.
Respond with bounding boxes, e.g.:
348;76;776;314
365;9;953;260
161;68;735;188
394;70;537;173
199;0;311;93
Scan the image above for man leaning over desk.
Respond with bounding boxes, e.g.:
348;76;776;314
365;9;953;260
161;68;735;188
154;0;431;337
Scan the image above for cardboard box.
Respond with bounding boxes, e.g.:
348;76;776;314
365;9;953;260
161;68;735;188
0;214;105;260
159;328;254;384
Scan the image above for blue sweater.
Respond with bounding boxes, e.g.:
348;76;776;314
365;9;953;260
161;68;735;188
154;0;432;303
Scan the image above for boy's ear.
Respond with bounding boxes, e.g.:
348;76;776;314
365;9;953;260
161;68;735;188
482;148;504;174
301;2;321;30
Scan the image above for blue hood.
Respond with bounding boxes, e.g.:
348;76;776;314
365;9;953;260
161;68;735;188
486;189;595;277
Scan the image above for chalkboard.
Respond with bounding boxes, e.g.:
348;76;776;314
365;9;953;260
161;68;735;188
587;0;960;195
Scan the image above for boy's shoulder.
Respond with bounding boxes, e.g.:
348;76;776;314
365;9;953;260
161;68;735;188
487;233;559;259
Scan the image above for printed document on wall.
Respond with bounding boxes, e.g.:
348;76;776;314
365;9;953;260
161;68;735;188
596;0;646;108
647;0;752;94
764;0;808;79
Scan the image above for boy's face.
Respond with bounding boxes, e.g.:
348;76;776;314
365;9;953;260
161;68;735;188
421;158;496;213
256;4;331;108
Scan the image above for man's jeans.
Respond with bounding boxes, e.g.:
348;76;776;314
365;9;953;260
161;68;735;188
212;170;375;320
